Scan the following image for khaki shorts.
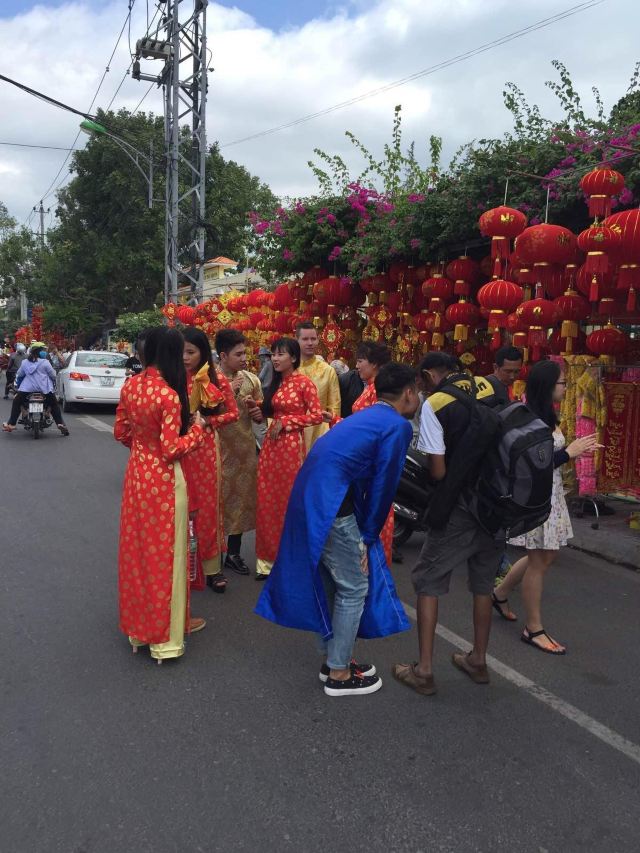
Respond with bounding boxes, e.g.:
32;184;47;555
412;506;501;597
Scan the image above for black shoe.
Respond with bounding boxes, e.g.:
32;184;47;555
225;553;250;576
255;573;268;582
324;673;382;697
319;660;376;683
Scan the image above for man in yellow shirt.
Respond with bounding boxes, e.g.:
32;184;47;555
296;322;341;451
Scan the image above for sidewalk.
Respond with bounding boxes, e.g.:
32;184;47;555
566;496;640;570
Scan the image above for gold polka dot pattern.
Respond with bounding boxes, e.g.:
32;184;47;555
114;367;204;644
255;373;323;569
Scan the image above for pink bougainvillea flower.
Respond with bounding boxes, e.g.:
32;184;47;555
407;193;426;203
326;213;337;225
282;249;294;261
254;221;270;235
410;238;421;250
327;245;342;262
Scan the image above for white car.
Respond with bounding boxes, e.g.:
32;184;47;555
57;350;129;411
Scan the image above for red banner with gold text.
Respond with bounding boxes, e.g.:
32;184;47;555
597;382;640;492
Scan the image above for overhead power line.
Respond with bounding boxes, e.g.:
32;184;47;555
0;141;81;151
221;0;606;148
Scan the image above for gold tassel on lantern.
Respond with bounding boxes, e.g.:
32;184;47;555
431;332;445;349
454;324;468;342
561;320;578;339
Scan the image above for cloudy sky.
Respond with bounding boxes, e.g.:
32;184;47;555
0;0;637;232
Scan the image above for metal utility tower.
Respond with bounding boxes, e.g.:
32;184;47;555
133;0;208;305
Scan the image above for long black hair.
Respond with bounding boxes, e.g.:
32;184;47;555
141;326;166;371
182;326;220;387
525;359;561;430
262;337;300;418
148;327;190;436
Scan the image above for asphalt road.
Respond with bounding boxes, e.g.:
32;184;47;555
1;402;639;853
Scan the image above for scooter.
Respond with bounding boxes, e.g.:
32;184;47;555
22;393;54;439
393;448;436;547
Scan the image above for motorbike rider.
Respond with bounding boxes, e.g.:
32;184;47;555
3;345;69;436
4;343;27;399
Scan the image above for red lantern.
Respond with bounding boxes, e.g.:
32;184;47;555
445;300;480;352
477;279;523;349
548;327;586;355
446;256;480;297
272;283;295;311
586;324;628;359
553;290;590;354
580;168;625;219
479;206;527;275
176;305;196;325
575;262;616;304
421;274;454;313
514;224;578;291
516;297;559;358
576;224;621;275
604;209;640;312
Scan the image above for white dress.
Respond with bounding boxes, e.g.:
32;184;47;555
509;430;573;551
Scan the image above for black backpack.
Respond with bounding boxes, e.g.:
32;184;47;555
425;382;554;538
468;400;554;538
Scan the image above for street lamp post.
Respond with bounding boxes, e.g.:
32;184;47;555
80;119;154;210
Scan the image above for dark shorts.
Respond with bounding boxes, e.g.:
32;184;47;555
412;506;502;597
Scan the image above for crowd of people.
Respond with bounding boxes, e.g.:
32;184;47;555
111;320;601;696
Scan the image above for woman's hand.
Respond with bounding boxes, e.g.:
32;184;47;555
269;419;284;440
321;410;333;424
566;433;602;458
192;411;205;430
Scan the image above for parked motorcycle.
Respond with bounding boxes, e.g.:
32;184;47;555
22;392;54;439
393;448;436;546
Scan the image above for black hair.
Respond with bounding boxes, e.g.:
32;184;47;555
495;345;524;366
524;359;561;429
355;340;391;367
28;345;42;362
262;337;301;418
295;321;316;336
135;326;156;366
375;363;417;399
150;328;191;436
418;352;458;374
215;328;246;355
140;326;166;370
182;326;219;387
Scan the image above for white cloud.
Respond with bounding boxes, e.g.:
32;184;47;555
0;0;638;227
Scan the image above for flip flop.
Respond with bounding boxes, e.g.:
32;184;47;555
451;652;490;684
521;627;566;655
492;592;517;622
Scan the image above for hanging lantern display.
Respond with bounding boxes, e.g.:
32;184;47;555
514;224;578;292
604;209;640;314
161;303;177;326
586;323;628;360
553;290;590;354
575;262;616;305
478;206;528;276
505;311;529;355
446;256;480;297
516;297;560;359
445;300;480;352
477;279;523;349
580;167;625;219
576;223;621;275
176;305;196;325
421;274;454;313
548;327;586;355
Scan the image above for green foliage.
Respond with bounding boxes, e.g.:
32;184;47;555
251;61;640;280
115;307;164;341
0;110;277;336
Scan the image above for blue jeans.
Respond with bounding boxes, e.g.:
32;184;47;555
317;514;369;670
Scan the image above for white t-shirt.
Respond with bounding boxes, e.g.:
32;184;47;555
417;398;446;456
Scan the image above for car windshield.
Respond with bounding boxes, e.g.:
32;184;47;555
75;352;128;369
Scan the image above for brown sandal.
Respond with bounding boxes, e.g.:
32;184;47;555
391;662;437;696
451;652;490;684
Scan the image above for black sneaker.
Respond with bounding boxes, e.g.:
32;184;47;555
324;672;382;697
225;553;250;576
319;660;376;683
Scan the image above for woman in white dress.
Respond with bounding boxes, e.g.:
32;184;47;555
492;360;600;654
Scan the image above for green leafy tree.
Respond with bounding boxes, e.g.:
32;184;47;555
115;307;164;341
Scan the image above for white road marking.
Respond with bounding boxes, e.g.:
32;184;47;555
401;601;640;767
78;415;113;433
